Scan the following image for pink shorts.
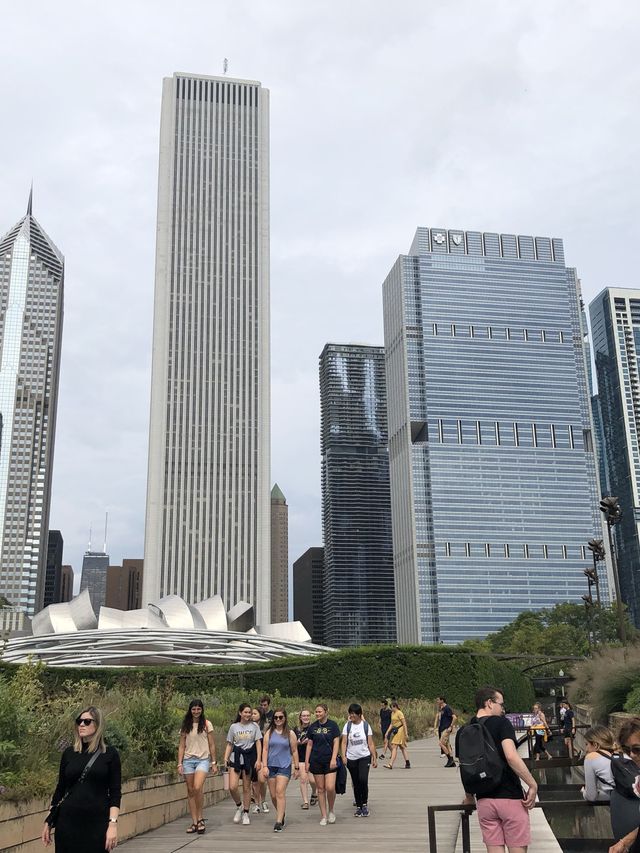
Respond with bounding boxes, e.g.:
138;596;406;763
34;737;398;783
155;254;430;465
476;797;531;848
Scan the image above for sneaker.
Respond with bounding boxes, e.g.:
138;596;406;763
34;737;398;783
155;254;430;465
252;803;261;814
233;806;243;824
320;817;327;826
274;822;283;832
378;753;386;759
328;811;336;824
242;811;250;825
261;801;270;813
361;805;369;817
354;807;363;817
405;760;411;769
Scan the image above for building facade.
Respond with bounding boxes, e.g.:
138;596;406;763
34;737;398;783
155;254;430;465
270;484;288;623
144;72;271;624
43;530;63;608
79;551;109;612
59;565;73;603
590;289;640;625
383;227;605;644
106;558;144;611
292;546;325;645
319;344;396;647
0;197;64;617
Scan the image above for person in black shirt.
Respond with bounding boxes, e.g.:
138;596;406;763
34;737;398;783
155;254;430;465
456;686;537;853
435;696;457;768
379;700;392;760
294;709;317;808
42;706;121;852
305;703;340;825
561;700;576;758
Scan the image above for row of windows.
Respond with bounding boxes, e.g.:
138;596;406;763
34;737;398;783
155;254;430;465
411;419;592;450
440;542;587;559
414;324;569;342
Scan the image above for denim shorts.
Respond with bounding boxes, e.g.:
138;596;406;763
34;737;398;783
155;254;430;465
183;756;211;774
268;765;291;779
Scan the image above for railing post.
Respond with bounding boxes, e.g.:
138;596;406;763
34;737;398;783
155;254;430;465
427;806;438;853
461;809;472;853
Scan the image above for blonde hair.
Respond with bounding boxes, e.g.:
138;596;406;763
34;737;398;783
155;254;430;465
585;724;615;752
73;706;107;754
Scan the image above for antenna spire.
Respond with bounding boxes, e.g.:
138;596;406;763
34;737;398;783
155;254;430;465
88;525;92;552
103;511;109;554
27;183;33;216
223;58;228;75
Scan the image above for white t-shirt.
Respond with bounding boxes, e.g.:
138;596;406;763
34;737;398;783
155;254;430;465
342;720;371;760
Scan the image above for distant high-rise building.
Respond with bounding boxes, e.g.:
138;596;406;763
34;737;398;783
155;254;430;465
144;72;271;624
293;546;325;645
590;288;640;624
80;551;109;612
270;484;288;623
59;565;73;603
0;195;64;617
43;530;63;607
383;227;606;644
105;558;143;611
319;344;396;647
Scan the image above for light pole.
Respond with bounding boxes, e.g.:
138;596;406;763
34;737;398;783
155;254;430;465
599;496;626;644
581;592;594;651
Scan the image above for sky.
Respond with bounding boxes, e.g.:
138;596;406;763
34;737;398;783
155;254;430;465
0;1;639;596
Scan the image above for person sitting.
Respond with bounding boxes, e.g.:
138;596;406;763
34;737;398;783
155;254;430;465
582;725;614;802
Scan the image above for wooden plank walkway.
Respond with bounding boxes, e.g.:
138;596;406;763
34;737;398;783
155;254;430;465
120;736;561;853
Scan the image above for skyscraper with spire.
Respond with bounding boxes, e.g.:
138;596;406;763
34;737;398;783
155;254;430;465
143;73;271;623
0;193;64;619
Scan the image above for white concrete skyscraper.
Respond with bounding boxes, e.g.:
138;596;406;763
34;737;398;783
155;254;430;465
144;73;271;624
0;194;64;620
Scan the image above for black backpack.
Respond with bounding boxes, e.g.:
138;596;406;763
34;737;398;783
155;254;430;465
457;717;504;795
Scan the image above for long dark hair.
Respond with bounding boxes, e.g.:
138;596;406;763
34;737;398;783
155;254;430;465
268;707;290;737
180;698;206;735
234;702;252;723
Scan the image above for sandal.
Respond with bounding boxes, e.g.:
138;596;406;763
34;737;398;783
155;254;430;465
310;795;318;806
186;823;198;834
384;763;393;770
301;802;309;809
196;819;206;835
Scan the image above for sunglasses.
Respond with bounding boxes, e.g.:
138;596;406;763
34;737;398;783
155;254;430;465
623;745;640;756
76;717;95;726
274;715;285;721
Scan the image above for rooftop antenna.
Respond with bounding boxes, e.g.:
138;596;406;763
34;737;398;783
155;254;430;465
27;183;33;216
88;525;92;552
103;511;109;554
223;58;228;75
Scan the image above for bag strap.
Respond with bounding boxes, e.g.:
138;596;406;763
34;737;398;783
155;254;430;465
596;750;613;761
53;749;102;809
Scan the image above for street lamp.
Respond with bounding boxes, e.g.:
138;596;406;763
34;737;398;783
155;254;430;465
599;496;626;644
582;592;594;651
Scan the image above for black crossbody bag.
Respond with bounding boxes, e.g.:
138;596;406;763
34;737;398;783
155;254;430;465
48;750;101;827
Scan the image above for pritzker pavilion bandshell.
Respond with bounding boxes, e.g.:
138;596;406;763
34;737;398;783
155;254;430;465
1;590;331;667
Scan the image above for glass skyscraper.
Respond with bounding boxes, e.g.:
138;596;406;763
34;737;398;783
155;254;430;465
144;73;271;624
590;289;640;625
319;344;396;647
0;197;64;618
383;227;605;644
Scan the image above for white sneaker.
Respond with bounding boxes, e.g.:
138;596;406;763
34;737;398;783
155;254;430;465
233;806;243;824
252;804;261;814
328;811;336;824
261;801;270;813
242;811;250;825
319;817;327;826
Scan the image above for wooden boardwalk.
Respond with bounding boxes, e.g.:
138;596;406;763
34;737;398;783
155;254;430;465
120;736;561;853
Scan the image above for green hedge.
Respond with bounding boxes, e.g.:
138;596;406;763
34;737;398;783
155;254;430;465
0;646;533;713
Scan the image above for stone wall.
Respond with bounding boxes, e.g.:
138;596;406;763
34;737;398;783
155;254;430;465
1;770;227;853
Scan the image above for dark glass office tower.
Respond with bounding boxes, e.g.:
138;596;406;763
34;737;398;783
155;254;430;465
383;227;605;644
319;344;396;647
590;289;640;625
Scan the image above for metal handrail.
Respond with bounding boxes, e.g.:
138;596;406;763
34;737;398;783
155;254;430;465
427;799;610;853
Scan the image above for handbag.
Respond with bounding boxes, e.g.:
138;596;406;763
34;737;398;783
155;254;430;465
48;750;101;827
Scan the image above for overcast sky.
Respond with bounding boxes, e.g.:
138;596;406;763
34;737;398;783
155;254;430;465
1;1;639;596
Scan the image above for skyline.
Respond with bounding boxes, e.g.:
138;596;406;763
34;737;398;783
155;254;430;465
0;2;638;595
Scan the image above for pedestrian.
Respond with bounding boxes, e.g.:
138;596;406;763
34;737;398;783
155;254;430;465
223;702;263;825
379;699;391;760
294;709;317;808
609;717;640;850
561;700;576;758
456;686;537;853
260;695;274;730
177;698;217;835
384;701;410;769
305;703;341;825
341;703;377;817
582;725;614;802
250;707;269;813
261;708;300;832
435;696;457;768
41;706;121;852
529;702;552;762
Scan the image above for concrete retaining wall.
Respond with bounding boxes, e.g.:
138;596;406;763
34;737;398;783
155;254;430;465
0;770;227;853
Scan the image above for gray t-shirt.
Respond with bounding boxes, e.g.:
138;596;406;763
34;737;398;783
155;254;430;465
226;721;262;750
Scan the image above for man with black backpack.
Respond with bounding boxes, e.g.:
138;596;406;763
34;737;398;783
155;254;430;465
456;686;538;853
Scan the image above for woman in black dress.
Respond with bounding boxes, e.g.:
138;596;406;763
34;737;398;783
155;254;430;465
42;706;121;852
